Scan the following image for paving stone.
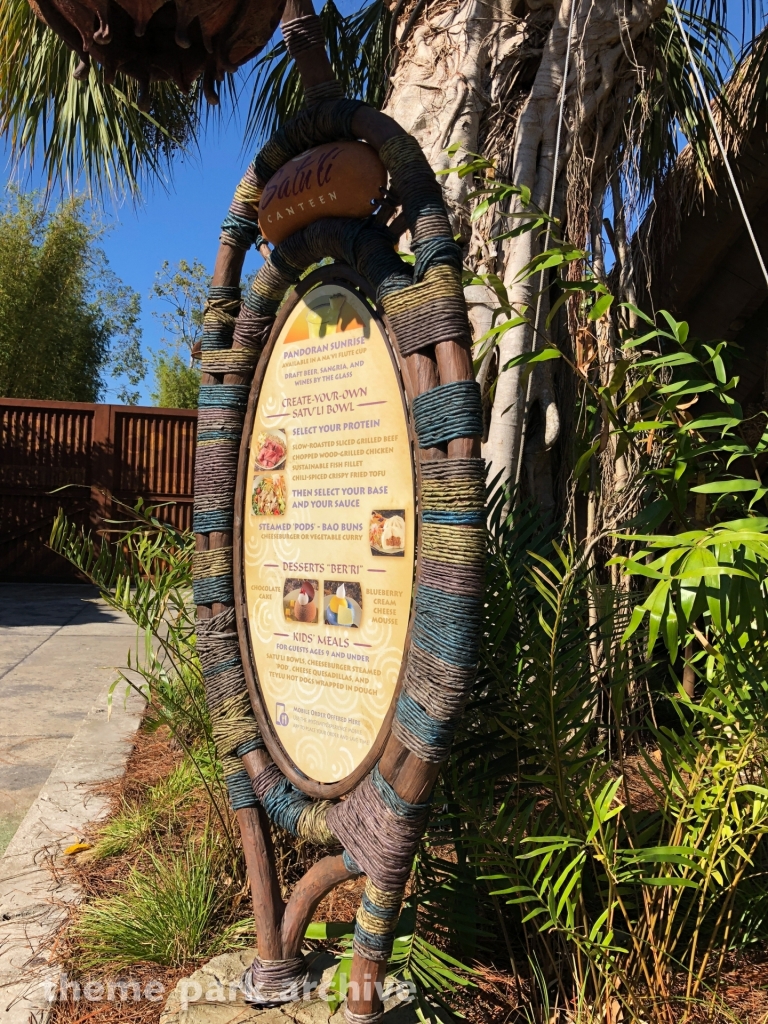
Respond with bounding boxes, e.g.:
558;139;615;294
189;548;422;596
280;957;337;1024
161;951;417;1024
0;584;136;854
0;595;144;1024
160;950;264;1024
0;698;143;1021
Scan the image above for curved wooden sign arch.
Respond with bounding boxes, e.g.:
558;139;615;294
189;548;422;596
234;265;419;799
193;1;484;1018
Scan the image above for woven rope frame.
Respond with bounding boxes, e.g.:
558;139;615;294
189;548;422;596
193;96;485;1003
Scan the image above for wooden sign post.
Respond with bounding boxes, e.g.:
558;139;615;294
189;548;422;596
193;1;485;1019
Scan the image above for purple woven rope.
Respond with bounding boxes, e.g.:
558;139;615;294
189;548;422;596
327;773;429;890
242;955;308;1006
252;761;283;801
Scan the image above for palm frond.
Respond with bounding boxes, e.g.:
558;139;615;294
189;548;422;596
624;7;731;196
241;0;390;148
0;0;208;196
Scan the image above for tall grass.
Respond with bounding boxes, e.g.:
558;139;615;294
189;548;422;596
73;837;250;969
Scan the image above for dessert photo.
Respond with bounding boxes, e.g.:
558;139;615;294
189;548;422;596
252;473;287;516
255;428;287;470
283;578;319;623
324;581;362;627
369;510;406;556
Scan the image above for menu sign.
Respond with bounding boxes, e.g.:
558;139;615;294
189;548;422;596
242;283;416;785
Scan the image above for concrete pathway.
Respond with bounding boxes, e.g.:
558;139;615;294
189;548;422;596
0;584;138;855
0;584;144;1022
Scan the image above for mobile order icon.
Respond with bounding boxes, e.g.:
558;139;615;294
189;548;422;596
276;702;289;727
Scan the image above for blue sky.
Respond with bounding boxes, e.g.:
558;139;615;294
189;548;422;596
1;1;761;405
2;100;265;405
0;0;363;406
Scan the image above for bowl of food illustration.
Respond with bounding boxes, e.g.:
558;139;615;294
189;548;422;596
255;429;287;470
252;474;287;516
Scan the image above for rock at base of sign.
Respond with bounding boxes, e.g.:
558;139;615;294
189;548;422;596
258;142;388;246
160;948;418;1024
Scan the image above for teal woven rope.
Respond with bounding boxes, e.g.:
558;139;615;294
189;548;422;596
253;763;313;835
412;236;462;282
421;510;485;525
412;381;483;448
343;849;362;874
202;285;240;351
236;737;265;756
394;693;453;750
227;769;259;810
412;586;481;669
192;575;234;605
221;212;264;251
198;385;249;409
353;925;393;957
193;510;233;532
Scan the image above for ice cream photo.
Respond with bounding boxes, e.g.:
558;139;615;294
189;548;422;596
324;581;362;627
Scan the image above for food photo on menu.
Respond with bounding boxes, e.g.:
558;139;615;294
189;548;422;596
255;429;287;470
252;473;287;516
283;579;319;623
324;581;362;627
369;510;406;556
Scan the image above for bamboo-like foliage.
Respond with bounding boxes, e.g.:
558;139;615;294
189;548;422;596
440;497;768;1023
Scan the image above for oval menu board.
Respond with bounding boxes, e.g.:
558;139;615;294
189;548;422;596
238;274;416;794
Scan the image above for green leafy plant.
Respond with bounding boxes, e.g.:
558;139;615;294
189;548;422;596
435;488;768;1023
0;188;145;403
73;836;249;968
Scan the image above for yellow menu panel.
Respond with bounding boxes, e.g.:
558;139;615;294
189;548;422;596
243;284;415;784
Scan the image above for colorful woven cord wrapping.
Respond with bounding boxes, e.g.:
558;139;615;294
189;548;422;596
196;609;262;810
379;265;471;354
242;956;309;1005
375;133;471;355
194;103;486;951
252;763;336;845
192;546;233;605
202;287;240;350
222;167;265;251
327;766;431;891
392;458;486;760
354;879;405;961
412;380;483;448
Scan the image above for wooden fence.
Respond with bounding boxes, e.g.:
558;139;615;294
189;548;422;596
0;398;197;580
